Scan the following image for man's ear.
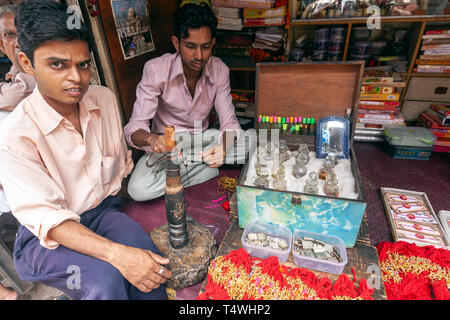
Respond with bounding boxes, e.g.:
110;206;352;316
211;37;216;47
171;35;180;53
17;51;33;76
0;37;5;56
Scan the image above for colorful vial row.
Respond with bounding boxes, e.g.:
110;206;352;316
257;115;317;136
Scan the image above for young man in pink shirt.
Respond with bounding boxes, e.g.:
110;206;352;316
124;3;256;201
0;0;171;300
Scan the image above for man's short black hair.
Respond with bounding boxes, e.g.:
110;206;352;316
172;3;218;40
15;0;92;64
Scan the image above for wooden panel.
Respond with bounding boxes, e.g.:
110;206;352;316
255;62;364;123
97;0;179;122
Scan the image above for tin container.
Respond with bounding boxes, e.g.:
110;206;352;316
290;48;305;62
330;27;346;41
315;27;330;40
328;40;345;52
292;229;347;274
327;51;343;61
351;27;370;40
313;50;327;61
383;126;436;160
314;40;328;50
353;42;372;55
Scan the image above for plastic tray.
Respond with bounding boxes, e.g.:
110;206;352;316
292;230;347;275
241;221;292;262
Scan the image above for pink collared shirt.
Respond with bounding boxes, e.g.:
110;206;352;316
0;65;36;111
124;53;241;153
0;85;134;249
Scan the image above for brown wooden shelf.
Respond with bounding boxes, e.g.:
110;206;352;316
290;15;450;26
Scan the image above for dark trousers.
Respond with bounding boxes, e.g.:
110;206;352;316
13;196;168;300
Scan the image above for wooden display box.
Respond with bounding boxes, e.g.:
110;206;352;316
236;61;367;248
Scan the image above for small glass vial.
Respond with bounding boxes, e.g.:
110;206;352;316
319;154;336;180
254;176;269;189
273;177;287;190
271;163;285;179
292;152;308;178
298;144;309;161
323;173;339;197
279;140;290;162
266;141;279;161
256;145;270;163
304;171;319;194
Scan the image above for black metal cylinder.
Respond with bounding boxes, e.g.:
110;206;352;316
165;159;188;249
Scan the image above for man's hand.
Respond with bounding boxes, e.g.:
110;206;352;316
111;244;172;293
47;220;172;294
147;134;166;154
200;144;225;168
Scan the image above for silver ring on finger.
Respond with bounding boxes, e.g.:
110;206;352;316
158;266;164;275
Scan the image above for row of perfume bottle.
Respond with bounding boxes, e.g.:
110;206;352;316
257;115;317;136
253;142;340;197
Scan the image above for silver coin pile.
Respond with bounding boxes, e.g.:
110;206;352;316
293;237;343;263
245;232;289;251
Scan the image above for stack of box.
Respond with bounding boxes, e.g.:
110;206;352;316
418;104;450;153
243;5;286;27
251;26;285;61
214;29;253;58
212;6;243;31
354;72;406;142
415;29;450;74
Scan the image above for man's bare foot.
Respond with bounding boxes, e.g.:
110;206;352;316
0;285;18;300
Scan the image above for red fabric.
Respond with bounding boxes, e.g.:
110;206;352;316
198;248;374;300
377;241;450;300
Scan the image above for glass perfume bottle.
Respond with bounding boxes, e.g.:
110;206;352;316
304;171;319;194
256;145;270;163
297;144;310;163
255;157;270;177
278;139;290;162
272;164;287;190
292;152;308;178
273;178;287;190
254;176;269;188
271;164;285;179
319;154;336;180
323;172;339;197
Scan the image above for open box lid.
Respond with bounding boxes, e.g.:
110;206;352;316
254;61;365;145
